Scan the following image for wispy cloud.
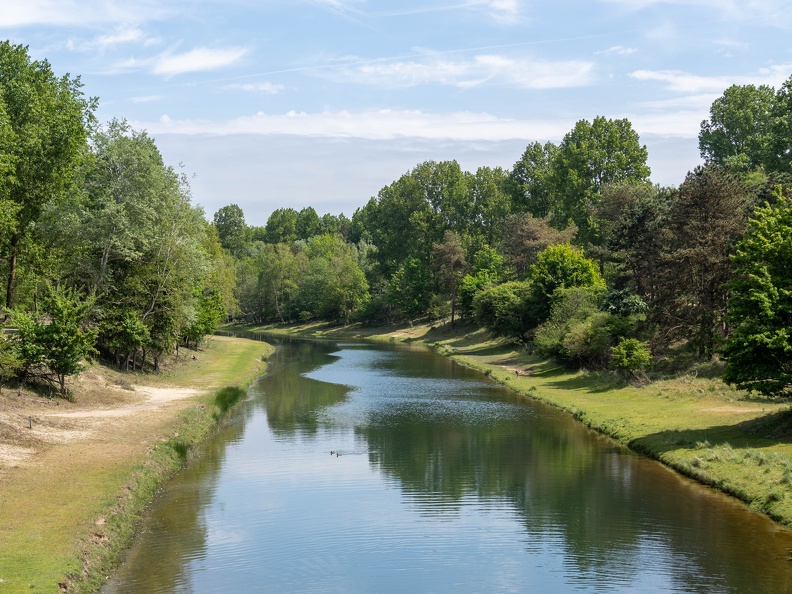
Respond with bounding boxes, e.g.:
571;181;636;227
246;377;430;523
468;0;521;24
66;26;152;53
136;108;573;141
151;47;250;77
226;82;285;94
630;64;792;92
597;45;638;56
600;0;792;26
129;95;163;103
0;0;167;27
327;53;595;89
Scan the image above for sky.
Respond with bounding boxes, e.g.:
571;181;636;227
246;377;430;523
2;1;791;225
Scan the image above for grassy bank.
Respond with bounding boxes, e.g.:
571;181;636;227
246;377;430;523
0;336;272;594
228;321;792;529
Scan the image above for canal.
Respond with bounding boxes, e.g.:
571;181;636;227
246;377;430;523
103;337;792;593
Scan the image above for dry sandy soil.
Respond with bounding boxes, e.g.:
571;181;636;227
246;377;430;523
0;366;207;485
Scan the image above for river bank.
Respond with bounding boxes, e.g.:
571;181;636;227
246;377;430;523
227;321;792;530
0;335;272;594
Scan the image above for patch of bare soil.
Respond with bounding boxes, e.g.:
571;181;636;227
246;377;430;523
0;367;205;482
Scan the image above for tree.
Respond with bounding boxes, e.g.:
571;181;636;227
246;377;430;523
526;243;606;324
431;230;468;328
550;117;650;243
264;208;299;244
653;165;750;356
722;188;792;395
507;141;558;218
0;42;96;310
770;76;792;175
296;207;321;240
699;84;775;173
468;166;511;244
499;213;576;278
472;281;533;340
213;203;249;257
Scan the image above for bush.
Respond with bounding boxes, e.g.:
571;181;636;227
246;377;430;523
610;338;652;378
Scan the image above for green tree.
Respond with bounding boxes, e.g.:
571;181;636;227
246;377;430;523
469;166;511;244
770;76;792;175
654;165;750;356
699;84;775;173
526;243;606;324
296;207;321;240
213;203;249;257
472;281;533;340
722;188;792;395
551;117;650;243
610;338;652;380
39;287;97;393
265;208;299;244
507;141;558;218
499;213;577;278
431;230;468;328
0;41;96;309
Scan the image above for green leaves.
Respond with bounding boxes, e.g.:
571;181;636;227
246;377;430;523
723;189;792;395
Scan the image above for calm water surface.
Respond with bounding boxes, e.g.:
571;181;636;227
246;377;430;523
103;338;792;593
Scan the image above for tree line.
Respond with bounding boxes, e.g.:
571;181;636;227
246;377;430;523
0;43;234;394
223;81;792;396
2;38;791;398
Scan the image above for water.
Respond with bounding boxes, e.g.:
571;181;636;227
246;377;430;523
103;338;792;593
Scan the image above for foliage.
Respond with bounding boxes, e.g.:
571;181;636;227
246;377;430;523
0;41;96;309
472;281;533;340
507;141;558;218
431;230;468;327
499;213;577;278
722;189;792;395
213;203;249;257
526;243;606;324
610;338;652;378
652;164;750;356
6;286;96;394
699;84;776;173
550;117;651;243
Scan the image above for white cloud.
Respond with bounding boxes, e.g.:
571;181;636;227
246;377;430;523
66;26;148;52
597;45;638;56
226;82;285;94
468;0;521;24
600;0;791;26
630;64;792;93
129;95;163;103
151;47;250;76
0;0;167;27
134;108;574;141
328;53;595;89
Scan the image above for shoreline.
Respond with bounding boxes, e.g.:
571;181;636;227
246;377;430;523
226;321;792;531
0;335;273;594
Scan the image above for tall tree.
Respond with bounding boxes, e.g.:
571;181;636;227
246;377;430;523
0;41;96;309
264;208;299;244
213;203;249;257
699;84;776;173
722;187;792;395
507;141;558;218
550;117;650;243
653;165;750;356
431;230;468;328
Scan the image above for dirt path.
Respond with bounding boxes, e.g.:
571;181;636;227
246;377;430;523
0;379;205;481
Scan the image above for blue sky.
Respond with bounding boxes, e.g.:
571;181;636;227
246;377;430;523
2;1;791;225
